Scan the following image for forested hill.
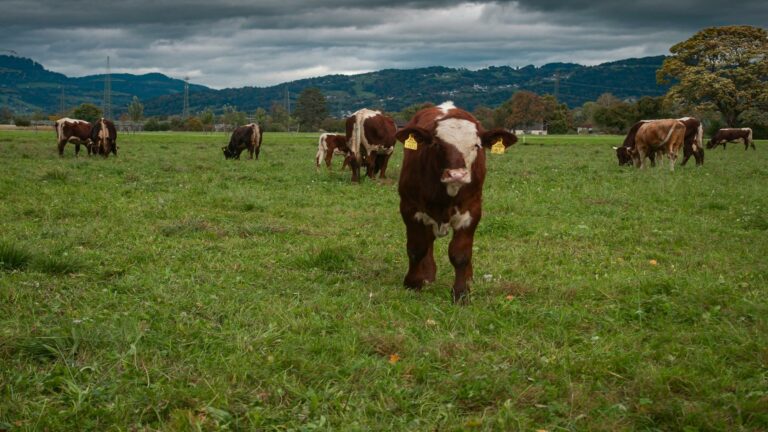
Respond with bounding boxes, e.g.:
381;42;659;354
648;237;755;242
1;54;669;117
143;56;670;116
0;55;210;115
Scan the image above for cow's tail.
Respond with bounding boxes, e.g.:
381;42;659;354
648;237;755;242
695;122;703;150
658;121;680;147
316;134;327;168
747;128;753;146
55;120;62;142
353;118;363;164
251;124;259;149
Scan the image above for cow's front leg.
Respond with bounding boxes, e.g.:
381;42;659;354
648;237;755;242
378;153;392;179
248;145;254;159
403;217;436;290
57;140;65;157
449;223;478;304
366;151;377;179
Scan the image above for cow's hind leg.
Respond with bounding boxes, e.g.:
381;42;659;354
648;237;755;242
449;224;477;304
403;219;436;290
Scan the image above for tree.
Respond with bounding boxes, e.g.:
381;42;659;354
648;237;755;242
294;88;328;131
0;107;13;124
472;105;496;130
634;96;669;121
127;96;144;122
220;105;247;128
657;26;768;127
395;102;435;124
592;93;637;133
496;91;545;129
72;103;102;123
541;95;573;134
199;108;215;132
268;102;294;132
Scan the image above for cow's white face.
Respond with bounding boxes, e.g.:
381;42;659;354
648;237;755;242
434;118;481;196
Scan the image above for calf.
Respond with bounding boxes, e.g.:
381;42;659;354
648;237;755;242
90;118;118;157
55;117;93;156
345;109;397;182
315;133;351;171
707;128;754;150
223;123;263;159
396;102;517;303
632;119;686;170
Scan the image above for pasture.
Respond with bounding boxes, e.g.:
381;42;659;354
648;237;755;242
1;130;766;431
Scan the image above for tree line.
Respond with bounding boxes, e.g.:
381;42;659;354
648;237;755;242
3;26;764;137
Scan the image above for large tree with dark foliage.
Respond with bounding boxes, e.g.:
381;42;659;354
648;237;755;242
294;87;328;131
71;103;102;123
657;26;768;127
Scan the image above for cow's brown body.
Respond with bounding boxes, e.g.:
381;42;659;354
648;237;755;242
315;133;351;170
396;102;517;302
633;119;686;170
55;118;93;156
223;123;263;159
707;128;754;150
90;118;118;157
344;109;397;182
615;117;703;166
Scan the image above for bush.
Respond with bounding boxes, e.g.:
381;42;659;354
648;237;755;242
144;118;170;131
13;117;31;127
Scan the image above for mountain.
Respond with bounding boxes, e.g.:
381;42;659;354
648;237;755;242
1;54;669;117
0;55;210;115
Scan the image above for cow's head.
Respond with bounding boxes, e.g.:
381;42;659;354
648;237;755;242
706;138;716;149
613;146;632;165
396;122;516;196
222;146;234;159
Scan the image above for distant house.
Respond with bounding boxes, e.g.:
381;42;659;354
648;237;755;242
513;122;547;135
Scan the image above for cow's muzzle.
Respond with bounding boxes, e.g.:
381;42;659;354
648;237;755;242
441;168;470;184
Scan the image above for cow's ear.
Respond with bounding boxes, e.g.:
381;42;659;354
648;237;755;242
480;129;517;149
396;126;433;147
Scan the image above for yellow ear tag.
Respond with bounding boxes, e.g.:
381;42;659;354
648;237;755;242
404;133;418;150
491;138;505;154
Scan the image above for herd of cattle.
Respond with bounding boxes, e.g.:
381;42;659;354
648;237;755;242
52;106;756;302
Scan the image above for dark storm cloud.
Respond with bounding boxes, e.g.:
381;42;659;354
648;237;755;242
1;1;765;88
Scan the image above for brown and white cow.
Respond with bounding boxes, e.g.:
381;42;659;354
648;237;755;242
632;119;686;170
707;128;754;150
396;102;517;303
223;123;263;159
55;117;93;156
345;109;397;182
90;118;118;157
614;117;703;166
315;133;351;171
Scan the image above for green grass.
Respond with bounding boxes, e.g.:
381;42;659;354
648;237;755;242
1;130;767;431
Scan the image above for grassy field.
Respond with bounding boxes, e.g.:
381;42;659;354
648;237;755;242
1;130;766;431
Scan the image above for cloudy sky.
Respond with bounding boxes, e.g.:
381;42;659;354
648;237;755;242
1;1;765;89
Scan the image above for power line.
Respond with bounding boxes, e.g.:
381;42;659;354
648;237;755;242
182;76;190;119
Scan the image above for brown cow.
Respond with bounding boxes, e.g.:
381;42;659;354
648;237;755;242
615;117;703;166
707;128;754;150
345;109;397;182
90;118;118;157
223;123;263;159
632;119;686;170
315;133;351;171
55;117;93;156
396;102;517;303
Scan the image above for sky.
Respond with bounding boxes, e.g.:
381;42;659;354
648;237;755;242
1;1;765;89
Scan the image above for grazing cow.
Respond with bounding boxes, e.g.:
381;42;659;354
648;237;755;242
55;118;93;156
90;118;118;157
633;119;686;170
615;117;704;166
315;133;351;171
396;102;517;303
707;128;754;150
223;123;263;159
345;109;397;182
